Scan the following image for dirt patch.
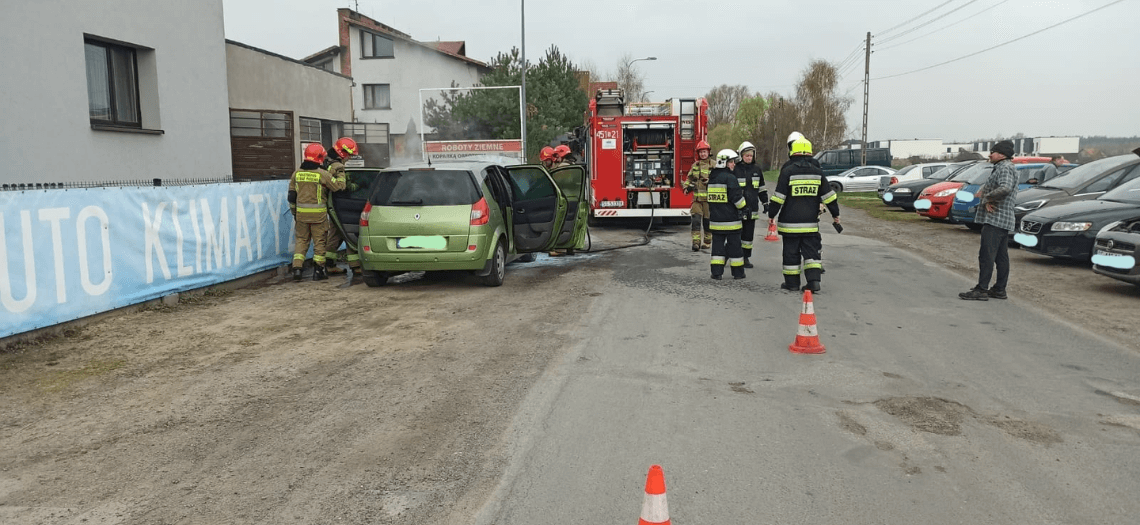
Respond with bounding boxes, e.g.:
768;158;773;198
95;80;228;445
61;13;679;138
980;415;1063;445
842;205;1140;353
729;382;755;394
874;396;972;436
836;411;868;435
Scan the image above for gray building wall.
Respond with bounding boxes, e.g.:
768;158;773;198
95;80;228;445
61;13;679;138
226;41;353;167
0;0;231;184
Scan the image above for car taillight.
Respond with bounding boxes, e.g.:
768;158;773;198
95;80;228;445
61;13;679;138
890;177;898;185
470;197;489;226
360;202;372;227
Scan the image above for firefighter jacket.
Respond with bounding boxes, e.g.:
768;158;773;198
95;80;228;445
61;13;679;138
733;160;770;219
707;167;748;231
767;156;839;234
684;157;714;202
322;157;354;196
289;162;344;224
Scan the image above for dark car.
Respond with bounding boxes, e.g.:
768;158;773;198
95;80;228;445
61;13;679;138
815;148;892;177
1016;174;1140;261
881;162;973;211
1012;153;1140;226
948;163;1076;229
1092;214;1140;286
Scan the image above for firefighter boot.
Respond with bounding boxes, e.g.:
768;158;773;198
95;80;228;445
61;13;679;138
802;281;821;293
313;266;328;281
780;274;801;291
292;268;303;281
702;232;712;250
743;257;753;269
326;261;347;275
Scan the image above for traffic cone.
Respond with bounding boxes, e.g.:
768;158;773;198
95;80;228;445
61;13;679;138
764;222;779;242
638;465;670;525
789;290;826;354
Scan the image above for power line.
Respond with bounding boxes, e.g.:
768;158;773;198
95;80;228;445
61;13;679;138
879;0;1012;51
836;44;865;72
877;0;981;44
877;0;957;36
873;0;1126;81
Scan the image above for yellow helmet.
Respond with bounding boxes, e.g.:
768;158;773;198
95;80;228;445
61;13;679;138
790;137;813;156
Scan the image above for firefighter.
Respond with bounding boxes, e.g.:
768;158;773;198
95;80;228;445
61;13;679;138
707;149;749;280
552;145;572;168
767;136;840;292
684;140;714;251
540;146;556;170
734;141;769;268
321;137;358;278
288;143;345;281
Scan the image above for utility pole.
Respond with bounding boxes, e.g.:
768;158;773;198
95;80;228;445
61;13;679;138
520;0;527;161
861;32;871;165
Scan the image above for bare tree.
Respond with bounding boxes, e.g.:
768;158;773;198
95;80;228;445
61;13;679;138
614;53;647;102
793;60;851;151
704;84;752;128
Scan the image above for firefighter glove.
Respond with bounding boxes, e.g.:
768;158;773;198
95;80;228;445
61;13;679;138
287;190;297;205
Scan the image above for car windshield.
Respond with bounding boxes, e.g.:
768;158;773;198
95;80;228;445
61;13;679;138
929;163;969;181
1038;155;1136;190
951;163;991;184
1099;175;1140;205
369;170;481;206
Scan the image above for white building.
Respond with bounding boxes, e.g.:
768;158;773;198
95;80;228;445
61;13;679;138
0;0;231;185
303;9;490;160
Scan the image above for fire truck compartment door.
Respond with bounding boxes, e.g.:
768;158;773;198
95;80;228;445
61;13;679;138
329;168;383;251
549;165;589;249
504;165;568;252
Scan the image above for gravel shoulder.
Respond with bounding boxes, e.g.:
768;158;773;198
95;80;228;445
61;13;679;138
839;204;1140;352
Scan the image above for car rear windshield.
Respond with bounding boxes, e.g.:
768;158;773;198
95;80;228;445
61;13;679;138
1039;155;1136;190
369;170;481;206
930;163;968;181
1100;175;1140;205
894;165;918;176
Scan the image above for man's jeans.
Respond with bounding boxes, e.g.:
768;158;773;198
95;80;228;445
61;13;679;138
977;224;1010;291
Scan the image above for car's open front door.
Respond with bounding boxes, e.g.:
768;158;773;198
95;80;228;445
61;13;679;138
328;168;382;252
504;164;567;252
549;165;589;249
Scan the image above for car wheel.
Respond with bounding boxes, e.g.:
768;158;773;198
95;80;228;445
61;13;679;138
519;252;538;263
362;270;388;287
830;181;842;194
480;241;506;287
965;223;983;231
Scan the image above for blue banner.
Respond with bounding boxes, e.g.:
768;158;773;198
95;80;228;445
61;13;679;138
1;181;294;338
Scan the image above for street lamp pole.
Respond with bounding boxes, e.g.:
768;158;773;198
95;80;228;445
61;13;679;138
623;56;656;102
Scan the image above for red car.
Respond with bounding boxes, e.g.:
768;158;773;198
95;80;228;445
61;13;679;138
914;180;965;219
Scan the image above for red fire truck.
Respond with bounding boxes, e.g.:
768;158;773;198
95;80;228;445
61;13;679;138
583;89;709;220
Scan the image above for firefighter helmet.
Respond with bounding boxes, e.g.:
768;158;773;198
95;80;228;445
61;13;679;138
696;140;711;154
787;131;805;149
737;141;756;154
554;145;571;159
333;137;358;158
304;143;327;164
714;148;739;169
540;146;555;162
790;137;813;156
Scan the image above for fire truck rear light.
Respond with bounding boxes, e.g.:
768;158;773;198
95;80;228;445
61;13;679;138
360;202;372;226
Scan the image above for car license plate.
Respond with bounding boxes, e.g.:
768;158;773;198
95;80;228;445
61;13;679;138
1013;233;1038;247
1096;250;1122;257
397;236;447;250
883;192;893;202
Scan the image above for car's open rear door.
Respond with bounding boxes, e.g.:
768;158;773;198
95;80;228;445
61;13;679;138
328;168;381;252
549;165;589;249
503;164;567;252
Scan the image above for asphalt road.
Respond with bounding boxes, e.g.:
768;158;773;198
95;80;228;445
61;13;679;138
473;226;1140;524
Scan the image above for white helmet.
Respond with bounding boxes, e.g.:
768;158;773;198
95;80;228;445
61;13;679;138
737;141;756;154
787;131;804;148
714;148;739;169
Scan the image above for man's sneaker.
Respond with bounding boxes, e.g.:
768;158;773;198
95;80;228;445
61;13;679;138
959;287;989;301
987;288;1007;300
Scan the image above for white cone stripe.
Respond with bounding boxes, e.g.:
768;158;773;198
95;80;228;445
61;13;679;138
797;323;818;337
802;301;814;315
640;493;669;523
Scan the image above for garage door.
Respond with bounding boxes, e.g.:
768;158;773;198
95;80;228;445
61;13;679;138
231;109;294;181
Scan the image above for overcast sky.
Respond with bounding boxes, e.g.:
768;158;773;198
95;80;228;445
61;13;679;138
222;0;1138;142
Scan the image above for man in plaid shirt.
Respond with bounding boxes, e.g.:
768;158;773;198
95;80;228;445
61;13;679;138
961;140;1018;301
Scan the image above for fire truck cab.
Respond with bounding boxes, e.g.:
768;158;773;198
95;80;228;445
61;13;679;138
585;89;709;220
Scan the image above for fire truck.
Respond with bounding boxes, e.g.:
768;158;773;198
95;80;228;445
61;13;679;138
582;89;709;220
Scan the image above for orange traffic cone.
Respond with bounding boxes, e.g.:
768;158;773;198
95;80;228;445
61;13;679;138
638;465;670;525
789;290;826;354
764;222;779;241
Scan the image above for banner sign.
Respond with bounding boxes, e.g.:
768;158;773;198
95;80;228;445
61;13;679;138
0;181;293;338
423;140;524;161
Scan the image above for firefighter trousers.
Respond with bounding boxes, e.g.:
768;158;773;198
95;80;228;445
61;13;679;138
711;231;745;278
293;218;329;269
323;224;360;269
690;212;712;247
741;218;757;257
781;232;822;286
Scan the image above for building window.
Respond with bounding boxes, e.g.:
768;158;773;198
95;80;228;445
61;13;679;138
343;122;390;144
361;31;394;58
230;110;292;138
299;117;322;142
85;39;140;127
363;84;391;109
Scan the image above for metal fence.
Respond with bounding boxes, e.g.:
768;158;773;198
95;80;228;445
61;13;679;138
1;177;239;191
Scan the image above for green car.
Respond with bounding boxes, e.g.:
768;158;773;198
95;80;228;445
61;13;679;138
328;161;589;287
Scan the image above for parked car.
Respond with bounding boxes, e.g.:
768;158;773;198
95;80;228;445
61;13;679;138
815;148;892;176
1016;174;1140;262
877;162;949;196
881;162;973;210
1092;214;1140;285
828;165;895;193
948;163;1076;229
1012;153;1140;227
329;161;589;287
915;161;992;220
